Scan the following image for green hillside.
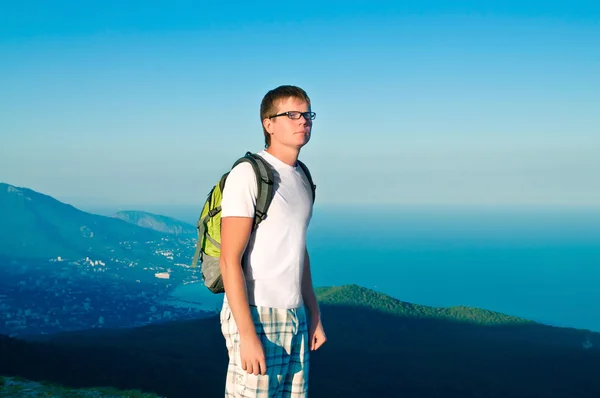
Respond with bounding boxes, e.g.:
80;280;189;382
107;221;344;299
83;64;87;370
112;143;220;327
0;376;161;397
3;284;599;398
0;183;167;261
114;210;196;236
316;284;534;326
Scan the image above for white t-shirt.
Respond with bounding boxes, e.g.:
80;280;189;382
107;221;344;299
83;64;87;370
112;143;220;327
220;150;314;309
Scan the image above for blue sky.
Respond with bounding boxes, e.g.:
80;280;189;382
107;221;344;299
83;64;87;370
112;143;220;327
1;1;599;210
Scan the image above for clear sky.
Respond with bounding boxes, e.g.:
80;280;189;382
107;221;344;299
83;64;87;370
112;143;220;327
1;1;599;210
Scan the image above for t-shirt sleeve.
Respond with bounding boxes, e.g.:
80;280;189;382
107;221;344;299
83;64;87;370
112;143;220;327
221;162;257;218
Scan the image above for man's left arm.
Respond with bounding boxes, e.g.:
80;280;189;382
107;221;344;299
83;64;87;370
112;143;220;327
302;246;327;351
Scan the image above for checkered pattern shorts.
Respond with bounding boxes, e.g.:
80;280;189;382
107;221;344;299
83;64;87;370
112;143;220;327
220;301;309;397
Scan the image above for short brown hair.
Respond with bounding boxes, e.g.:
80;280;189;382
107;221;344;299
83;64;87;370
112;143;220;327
260;85;311;148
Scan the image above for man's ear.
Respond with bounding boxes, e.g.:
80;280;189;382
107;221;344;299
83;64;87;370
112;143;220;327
262;117;272;134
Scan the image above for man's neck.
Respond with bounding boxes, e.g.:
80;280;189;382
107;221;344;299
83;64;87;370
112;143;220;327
265;145;300;167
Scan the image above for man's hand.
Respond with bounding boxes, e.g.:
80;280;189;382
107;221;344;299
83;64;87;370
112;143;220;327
240;333;267;375
308;316;327;351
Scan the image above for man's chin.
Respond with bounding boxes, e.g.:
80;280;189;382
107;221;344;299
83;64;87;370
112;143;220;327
282;135;310;151
295;134;310;144
296;138;309;149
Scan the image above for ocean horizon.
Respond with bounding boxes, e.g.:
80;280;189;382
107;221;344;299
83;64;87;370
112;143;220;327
165;205;600;333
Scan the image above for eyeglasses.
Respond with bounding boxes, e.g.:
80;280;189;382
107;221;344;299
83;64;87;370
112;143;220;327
269;111;316;120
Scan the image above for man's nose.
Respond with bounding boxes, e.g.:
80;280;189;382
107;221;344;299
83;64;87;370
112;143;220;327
300;115;312;124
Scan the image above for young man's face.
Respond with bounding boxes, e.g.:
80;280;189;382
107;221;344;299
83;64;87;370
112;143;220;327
264;96;313;150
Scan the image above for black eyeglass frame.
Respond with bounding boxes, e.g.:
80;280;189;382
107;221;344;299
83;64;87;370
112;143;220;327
268;111;316;120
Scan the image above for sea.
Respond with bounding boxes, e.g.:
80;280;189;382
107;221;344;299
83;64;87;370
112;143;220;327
167;205;600;332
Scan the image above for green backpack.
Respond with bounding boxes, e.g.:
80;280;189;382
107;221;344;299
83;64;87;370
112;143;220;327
191;151;316;294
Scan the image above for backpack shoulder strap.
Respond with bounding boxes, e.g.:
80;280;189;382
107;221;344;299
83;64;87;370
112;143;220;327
231;151;275;227
297;159;316;204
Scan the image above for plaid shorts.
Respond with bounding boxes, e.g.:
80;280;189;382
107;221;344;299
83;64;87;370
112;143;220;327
220;301;309;397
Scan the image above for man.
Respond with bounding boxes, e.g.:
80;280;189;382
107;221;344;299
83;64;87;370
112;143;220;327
218;85;326;397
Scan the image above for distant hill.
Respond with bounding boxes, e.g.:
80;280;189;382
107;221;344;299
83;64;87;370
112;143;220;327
114;210;196;236
2;285;599;398
0;182;168;261
316;284;533;326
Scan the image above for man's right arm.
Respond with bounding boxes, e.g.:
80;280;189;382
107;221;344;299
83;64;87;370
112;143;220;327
219;216;256;338
219;162;266;376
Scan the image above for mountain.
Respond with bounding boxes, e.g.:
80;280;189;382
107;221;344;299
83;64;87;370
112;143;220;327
316;284;533;326
2;285;599;398
0;182;169;261
114;210;196;236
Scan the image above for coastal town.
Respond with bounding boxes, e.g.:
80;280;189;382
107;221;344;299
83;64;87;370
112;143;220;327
0;245;213;337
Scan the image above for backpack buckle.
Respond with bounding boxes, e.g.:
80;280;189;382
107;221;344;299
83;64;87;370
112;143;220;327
255;210;267;222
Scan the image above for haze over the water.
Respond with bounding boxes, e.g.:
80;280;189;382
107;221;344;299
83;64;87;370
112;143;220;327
1;1;599;210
